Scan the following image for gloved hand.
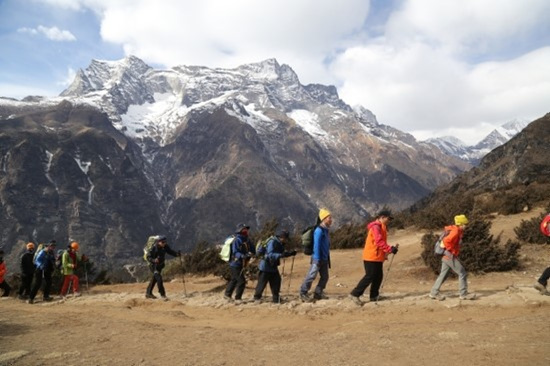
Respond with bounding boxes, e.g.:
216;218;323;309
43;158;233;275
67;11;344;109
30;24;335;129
289;250;297;257
391;246;398;255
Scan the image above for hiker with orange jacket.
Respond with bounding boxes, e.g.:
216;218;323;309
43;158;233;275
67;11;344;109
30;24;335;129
429;214;476;301
349;210;398;305
0;248;11;297
534;213;550;295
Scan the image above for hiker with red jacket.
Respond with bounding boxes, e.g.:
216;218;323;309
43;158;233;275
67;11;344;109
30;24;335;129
534;213;550;295
429;214;476;301
0;248;11;297
145;235;180;300
224;224;255;304
18;242;36;300
348;210;398;306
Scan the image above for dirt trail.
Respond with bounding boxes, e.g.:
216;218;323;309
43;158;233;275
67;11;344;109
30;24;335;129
1;210;550;365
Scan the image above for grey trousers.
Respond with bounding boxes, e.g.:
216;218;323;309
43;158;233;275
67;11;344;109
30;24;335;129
430;256;468;296
300;260;329;296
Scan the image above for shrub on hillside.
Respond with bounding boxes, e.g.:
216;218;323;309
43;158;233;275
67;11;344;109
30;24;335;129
331;222;365;250
420;214;521;274
514;206;550;244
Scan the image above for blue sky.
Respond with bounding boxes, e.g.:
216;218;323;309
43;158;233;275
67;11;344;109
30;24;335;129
1;0;549;144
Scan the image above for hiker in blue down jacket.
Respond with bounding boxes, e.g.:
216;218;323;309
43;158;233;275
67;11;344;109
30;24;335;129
28;240;57;304
253;230;297;304
224;223;255;304
300;208;332;302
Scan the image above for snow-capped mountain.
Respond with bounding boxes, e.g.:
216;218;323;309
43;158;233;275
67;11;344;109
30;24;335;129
427;119;530;164
0;56;469;271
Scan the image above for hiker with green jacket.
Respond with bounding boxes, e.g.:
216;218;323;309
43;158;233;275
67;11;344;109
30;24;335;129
60;241;88;299
253;230;297;304
145;235;180;300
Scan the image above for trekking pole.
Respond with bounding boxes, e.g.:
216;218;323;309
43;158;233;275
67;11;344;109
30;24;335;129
178;254;187;296
278;258;286;304
377;244;399;303
286;255;295;295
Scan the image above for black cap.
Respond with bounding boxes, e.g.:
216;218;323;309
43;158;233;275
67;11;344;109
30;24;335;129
377;210;394;220
235;223;250;233
276;229;290;239
48;240;57;246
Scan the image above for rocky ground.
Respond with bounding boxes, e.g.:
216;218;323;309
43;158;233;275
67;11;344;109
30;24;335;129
1;209;550;365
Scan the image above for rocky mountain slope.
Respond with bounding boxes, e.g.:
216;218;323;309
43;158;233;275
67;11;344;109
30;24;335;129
0;56;469;271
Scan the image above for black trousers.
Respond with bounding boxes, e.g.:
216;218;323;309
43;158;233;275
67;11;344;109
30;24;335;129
0;280;11;296
30;269;52;300
538;267;550;286
254;271;281;303
146;266;166;296
18;273;34;297
350;261;384;300
225;266;246;300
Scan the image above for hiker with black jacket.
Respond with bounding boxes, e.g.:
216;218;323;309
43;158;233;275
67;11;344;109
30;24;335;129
224;224;255;304
253;230;297;304
18;242;36;300
145;235;180;300
28;240;57;304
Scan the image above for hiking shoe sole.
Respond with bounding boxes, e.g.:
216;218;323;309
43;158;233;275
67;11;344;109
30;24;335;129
459;293;476;300
145;294;157;299
429;294;446;301
348;295;363;306
534;282;547;294
300;294;311;303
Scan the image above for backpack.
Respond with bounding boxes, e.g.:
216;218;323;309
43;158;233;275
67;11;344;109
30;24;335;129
301;225;317;255
143;236;158;262
434;230;450;256
540;214;550;237
33;243;45;264
255;236;275;259
56;249;66;271
219;235;236;262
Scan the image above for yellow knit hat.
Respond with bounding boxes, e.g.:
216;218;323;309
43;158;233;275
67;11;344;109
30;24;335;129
454;214;469;226
319;208;331;221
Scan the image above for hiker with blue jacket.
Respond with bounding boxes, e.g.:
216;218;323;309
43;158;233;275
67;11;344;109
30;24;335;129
145;235;180;300
28;240;57;304
299;208;332;302
253;230;297;304
224;224;255;304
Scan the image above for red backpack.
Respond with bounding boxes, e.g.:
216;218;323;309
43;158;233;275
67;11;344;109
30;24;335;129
540;214;550;237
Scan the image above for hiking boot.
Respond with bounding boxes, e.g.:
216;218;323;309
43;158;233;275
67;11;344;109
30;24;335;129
534;282;548;294
223;295;233;302
160;295;169;301
145;293;157;299
234;299;243;305
42;297;54;302
313;292;329;300
299;293;311;303
74;292;82;297
253;298;262;305
459;293;476;300
348;295;363;306
429;293;446;301
370;295;386;302
18;294;28;300
27;299;34;304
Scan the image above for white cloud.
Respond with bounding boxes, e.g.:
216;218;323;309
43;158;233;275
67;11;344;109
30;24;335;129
18;25;76;41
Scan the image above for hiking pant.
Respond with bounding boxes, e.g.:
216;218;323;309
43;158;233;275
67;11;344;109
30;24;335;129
431;257;468;297
61;274;80;296
538;266;550;286
225;266;246;300
254;270;281;303
146;267;166;297
18;273;33;297
0;280;11;297
350;261;384;300
30;269;53;300
300;260;329;297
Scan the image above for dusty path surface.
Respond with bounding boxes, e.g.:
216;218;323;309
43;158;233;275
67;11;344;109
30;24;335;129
1;210;550;365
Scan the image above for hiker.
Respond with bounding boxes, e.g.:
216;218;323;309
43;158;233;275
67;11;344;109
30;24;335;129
0;248;11;297
429;214;476;301
534;214;550;295
224;223;255;304
349;210;399;305
145;235;180;300
299;208;332;302
28;240;57;303
60;241;88;299
18;242;35;300
253;230;297;304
